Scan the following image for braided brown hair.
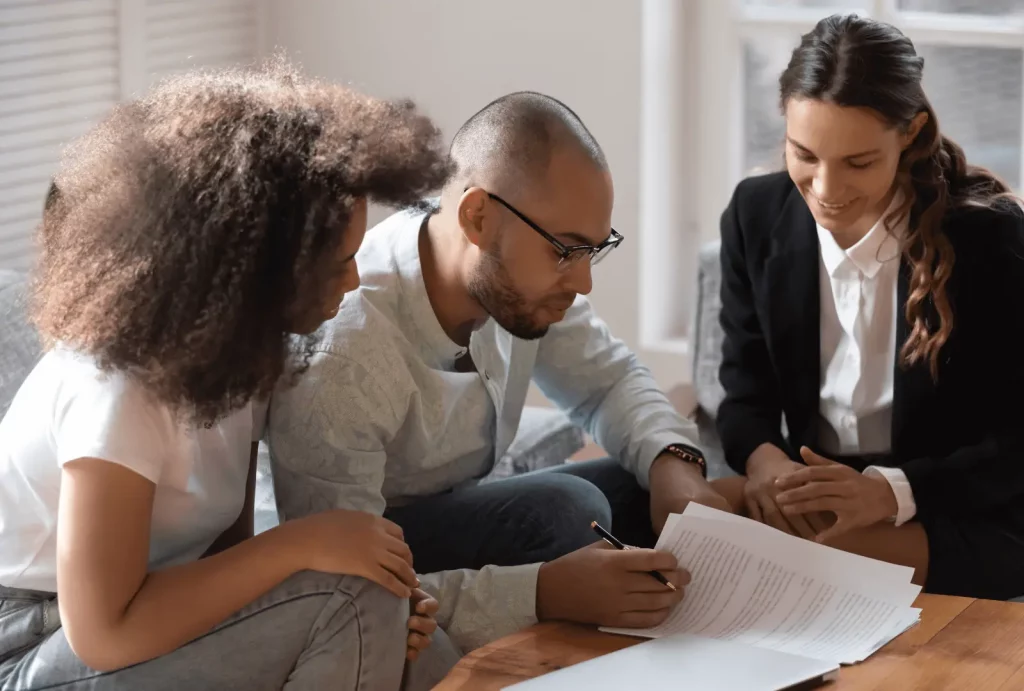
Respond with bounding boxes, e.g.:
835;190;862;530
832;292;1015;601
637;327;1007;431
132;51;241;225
33;57;452;422
780;14;1018;379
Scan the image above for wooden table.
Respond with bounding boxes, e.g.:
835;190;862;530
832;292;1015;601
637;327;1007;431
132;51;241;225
435;594;1024;690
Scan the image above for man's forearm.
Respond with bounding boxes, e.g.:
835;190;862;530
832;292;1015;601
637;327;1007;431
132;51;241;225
648;453;711;494
648;453;734;531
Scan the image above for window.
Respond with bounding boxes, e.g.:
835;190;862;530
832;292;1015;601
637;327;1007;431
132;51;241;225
639;0;1024;354
739;0;1024;186
0;0;263;271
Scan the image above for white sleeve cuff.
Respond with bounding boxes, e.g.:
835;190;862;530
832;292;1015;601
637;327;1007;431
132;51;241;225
864;465;917;526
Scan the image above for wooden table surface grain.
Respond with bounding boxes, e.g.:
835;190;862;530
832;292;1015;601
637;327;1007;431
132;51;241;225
435;594;1024;690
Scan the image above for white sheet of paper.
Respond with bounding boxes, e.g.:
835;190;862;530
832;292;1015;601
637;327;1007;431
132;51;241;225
603;512;920;664
857;607;921;662
505;631;839;691
680;504;917;588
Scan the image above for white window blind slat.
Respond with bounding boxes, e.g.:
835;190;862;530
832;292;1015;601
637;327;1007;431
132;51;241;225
147;0;249;17
0;12;117;44
144;0;257;86
145;22;255;58
3;179;59;209
147;2;251;28
0;160;60;193
1;1;116;25
1;31;118;62
1;82;119;119
0;218;39;269
0;211;39;236
0;100;113;137
0;250;35;273
148;45;254;74
0;49;115;81
0;118;107;155
0;144;59;176
3;64;119;100
0;199;43;226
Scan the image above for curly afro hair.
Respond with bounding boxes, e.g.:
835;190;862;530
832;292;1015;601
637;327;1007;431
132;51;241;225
32;57;452;423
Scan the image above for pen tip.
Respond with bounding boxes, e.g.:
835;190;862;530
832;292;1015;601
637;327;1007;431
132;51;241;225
667;582;678;591
590;520;597;528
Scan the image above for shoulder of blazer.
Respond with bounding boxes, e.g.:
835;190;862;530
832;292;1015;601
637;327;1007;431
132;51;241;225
729;171;799;239
732;171;795;218
941;198;1024;265
725;172;808;264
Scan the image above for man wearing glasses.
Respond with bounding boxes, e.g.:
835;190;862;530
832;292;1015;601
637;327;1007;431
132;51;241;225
268;92;731;653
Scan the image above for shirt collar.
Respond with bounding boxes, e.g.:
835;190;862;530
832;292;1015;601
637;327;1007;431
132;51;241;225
816;193;905;279
392;202;469;369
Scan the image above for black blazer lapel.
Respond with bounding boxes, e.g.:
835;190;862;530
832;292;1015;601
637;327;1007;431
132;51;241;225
763;189;821;445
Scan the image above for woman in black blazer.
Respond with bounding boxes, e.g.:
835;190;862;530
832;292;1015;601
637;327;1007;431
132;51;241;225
716;14;1024;600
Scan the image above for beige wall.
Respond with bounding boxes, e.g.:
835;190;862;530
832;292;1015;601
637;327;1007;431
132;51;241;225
266;0;691;394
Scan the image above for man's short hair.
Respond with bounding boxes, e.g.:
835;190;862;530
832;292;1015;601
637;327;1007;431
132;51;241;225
448;91;606;192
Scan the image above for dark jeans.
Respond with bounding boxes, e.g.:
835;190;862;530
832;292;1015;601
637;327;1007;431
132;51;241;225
384;458;656;574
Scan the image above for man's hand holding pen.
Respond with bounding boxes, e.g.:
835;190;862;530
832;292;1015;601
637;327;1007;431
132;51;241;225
535;541;690;629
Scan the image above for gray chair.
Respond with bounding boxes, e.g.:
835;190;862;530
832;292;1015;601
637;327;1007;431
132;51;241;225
688;240;734;480
0;271;42;418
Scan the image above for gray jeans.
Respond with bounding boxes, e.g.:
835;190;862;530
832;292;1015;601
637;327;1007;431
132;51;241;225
0;571;461;691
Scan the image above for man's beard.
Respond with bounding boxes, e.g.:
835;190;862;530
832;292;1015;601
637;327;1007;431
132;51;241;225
467;247;549;340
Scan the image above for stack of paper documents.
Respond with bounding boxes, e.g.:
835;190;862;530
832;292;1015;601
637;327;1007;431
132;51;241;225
602;504;921;665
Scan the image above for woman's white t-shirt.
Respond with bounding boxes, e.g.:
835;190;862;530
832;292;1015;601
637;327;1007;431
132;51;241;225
0;349;266;592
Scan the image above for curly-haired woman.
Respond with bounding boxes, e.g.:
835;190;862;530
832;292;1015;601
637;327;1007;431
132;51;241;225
714;14;1024;600
0;60;450;689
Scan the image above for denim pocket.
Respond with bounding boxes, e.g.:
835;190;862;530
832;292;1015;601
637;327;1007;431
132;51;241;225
0;596;48;664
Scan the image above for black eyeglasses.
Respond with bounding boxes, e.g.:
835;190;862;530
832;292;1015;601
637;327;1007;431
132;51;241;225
486;193;623;271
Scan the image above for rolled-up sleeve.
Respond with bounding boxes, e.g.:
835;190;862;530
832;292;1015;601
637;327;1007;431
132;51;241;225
418;563;541;653
532;297;701;489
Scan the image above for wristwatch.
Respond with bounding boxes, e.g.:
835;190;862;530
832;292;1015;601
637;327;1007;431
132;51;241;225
659;443;708;479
